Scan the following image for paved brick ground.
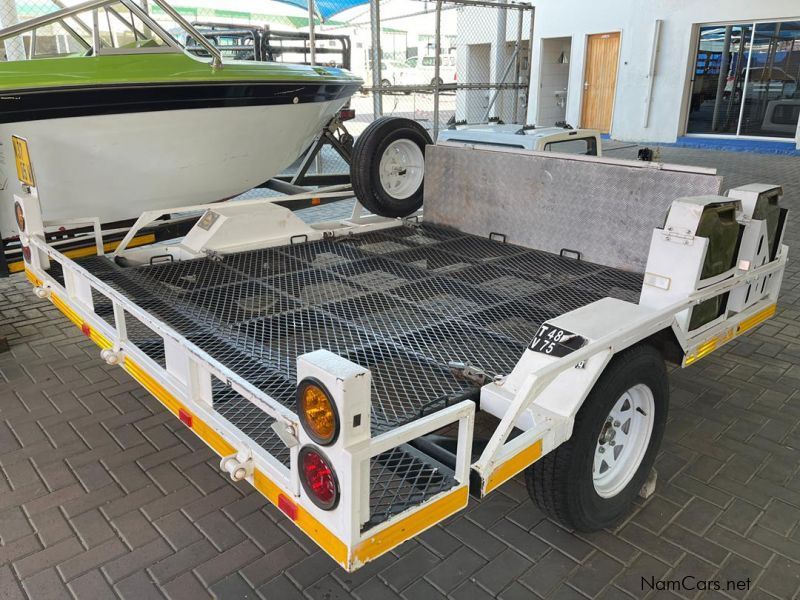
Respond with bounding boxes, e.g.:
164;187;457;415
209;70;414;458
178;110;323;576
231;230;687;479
1;146;800;600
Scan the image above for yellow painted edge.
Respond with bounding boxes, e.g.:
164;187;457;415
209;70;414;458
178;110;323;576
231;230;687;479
8;234;156;274
50;292;83;328
353;485;469;566
44;286;473;571
685;303;777;366
484;439;543;495
24;268;41;286
50;292;113;350
123;357;236;457
122;357;350;567
252;470;349;567
44;287;349;566
736;303;776;334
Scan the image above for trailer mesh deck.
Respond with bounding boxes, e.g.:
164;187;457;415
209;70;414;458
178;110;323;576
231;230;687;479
66;223;642;529
74;223;642;432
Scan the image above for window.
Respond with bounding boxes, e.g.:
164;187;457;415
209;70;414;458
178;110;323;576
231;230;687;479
422;56;436;67
543;138;598;156
687;21;800;139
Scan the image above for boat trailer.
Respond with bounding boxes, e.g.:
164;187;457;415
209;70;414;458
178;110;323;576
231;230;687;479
14;140;788;571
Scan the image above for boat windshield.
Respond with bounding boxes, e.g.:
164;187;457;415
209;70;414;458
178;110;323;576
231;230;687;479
0;0;222;66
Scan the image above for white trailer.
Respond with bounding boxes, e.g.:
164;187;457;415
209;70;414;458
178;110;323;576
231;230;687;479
12;119;788;571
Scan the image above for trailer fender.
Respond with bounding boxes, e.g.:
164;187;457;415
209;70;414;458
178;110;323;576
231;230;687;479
483;297;670;434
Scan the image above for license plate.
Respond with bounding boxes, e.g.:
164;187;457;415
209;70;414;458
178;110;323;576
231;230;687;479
12;136;35;187
528;324;585;358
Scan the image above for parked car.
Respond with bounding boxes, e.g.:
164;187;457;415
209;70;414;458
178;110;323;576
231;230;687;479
389;54;457;87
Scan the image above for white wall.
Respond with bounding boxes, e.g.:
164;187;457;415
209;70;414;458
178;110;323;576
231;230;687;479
525;0;800;148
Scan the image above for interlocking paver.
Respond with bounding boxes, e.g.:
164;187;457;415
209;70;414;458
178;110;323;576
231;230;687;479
20;568;71;600
148;539;217;585
161;572;209;600
380;546;440;591
0;565;25;600
28;508;73;548
66;570;117;600
239;541;307;588
12;537;83;579
1;145;800;599
425;546;486;593
472;548;532;595
56;538;129;581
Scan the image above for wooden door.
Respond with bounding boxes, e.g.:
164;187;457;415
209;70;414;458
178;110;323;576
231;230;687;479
581;32;620;133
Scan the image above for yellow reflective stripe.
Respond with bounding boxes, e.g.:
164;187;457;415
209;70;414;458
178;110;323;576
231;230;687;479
353;485;469;567
50;292;112;350
24;268;41;286
685;303;777;366
123;357;350;567
50;292;83;328
484;439;543;494
251;470;349;567
736;303;776;334
46;294;350;566
123;357;236;458
8;234;156;274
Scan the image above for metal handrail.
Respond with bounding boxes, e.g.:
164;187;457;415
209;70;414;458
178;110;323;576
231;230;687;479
0;0;223;69
0;0;107;39
149;0;222;69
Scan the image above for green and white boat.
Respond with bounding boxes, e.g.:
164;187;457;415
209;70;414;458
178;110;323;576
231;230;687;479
0;0;361;239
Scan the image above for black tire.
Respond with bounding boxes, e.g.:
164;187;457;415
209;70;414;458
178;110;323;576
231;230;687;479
381;79;392;88
351;116;432;218
525;344;669;531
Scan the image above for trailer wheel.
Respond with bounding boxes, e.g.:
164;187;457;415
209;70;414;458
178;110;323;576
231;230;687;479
525;344;668;531
351;116;432;218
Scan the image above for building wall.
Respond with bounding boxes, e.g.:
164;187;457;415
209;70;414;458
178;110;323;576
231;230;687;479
525;0;800;147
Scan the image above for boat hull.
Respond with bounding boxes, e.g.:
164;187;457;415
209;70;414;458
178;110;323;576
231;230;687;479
0;97;347;238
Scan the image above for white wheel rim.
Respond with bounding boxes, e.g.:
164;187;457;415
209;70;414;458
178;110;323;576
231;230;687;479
593;383;655;499
378;139;424;200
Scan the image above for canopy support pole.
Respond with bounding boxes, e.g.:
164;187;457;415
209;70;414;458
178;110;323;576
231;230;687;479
0;0;26;61
370;0;382;118
308;0;316;65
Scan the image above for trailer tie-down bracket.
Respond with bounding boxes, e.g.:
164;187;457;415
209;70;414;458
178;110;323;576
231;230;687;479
448;361;492;386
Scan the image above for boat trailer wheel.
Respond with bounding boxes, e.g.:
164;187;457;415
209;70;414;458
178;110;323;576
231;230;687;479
351;116;432;218
525;344;668;532
592;383;655;499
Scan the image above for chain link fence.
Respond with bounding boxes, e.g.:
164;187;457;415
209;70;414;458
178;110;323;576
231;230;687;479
359;0;533;139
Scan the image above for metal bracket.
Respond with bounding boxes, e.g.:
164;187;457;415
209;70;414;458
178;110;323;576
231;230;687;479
662;226;695;244
270;421;299;449
448;361;490;386
202;249;224;262
220;451;255;482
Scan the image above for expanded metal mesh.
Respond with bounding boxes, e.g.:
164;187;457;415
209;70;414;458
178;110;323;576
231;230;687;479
77;223;643;435
365;445;456;530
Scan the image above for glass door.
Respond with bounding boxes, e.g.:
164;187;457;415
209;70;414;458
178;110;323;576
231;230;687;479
687;20;800;139
740;21;800;137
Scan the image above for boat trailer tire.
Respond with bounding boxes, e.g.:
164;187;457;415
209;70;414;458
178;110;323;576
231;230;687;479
525;344;669;531
351;116;432;218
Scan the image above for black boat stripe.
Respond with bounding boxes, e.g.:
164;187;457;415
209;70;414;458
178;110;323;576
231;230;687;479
0;80;362;124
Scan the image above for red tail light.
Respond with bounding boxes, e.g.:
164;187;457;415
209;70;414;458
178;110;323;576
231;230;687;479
339;108;356;121
299;446;339;510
